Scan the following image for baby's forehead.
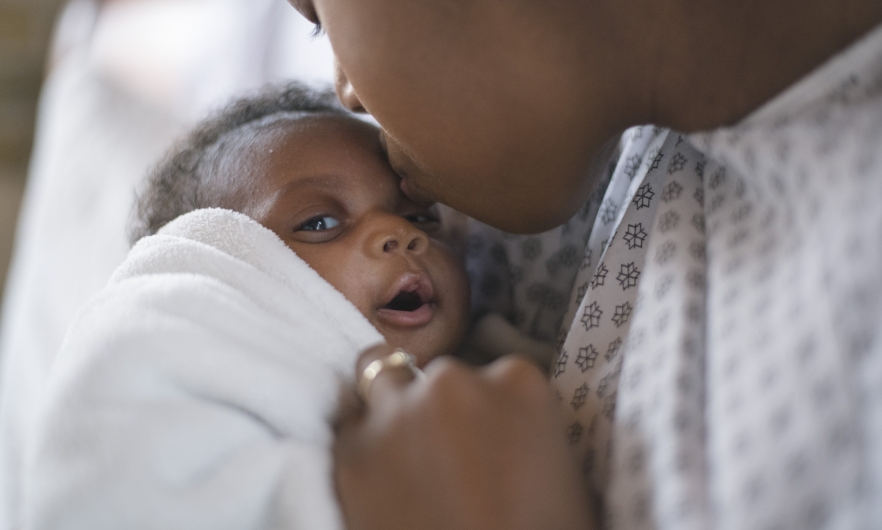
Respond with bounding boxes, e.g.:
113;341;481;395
210;112;394;203
252;111;373;137
221;112;378;167
233;113;384;167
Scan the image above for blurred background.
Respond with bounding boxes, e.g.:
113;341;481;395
0;3;335;525
0;0;334;306
0;0;64;303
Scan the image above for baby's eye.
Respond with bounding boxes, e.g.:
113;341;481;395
404;213;441;231
299;215;340;231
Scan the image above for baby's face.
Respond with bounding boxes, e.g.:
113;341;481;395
234;115;470;365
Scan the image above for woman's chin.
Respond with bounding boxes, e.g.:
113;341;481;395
462;198;582;234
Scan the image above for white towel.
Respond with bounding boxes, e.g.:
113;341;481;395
22;208;384;530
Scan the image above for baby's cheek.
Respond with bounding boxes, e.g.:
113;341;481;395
435;248;471;331
304;251;377;318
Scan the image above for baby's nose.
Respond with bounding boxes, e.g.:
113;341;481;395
368;215;428;257
382;237;425;253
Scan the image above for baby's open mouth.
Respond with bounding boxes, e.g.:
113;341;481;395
383;289;424;312
377;274;435;327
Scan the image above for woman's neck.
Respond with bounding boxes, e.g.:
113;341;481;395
632;0;882;131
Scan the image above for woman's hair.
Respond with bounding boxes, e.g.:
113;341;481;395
129;82;346;244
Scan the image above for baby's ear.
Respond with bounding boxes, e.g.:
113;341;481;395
457;313;557;372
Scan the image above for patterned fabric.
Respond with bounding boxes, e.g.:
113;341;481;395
546;22;882;530
603;139;717;530
553;126;674;494
460;24;882;530
464;144;619;344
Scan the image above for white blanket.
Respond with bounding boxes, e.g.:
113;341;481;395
22;208;384;530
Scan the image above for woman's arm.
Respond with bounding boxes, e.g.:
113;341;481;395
334;344;595;530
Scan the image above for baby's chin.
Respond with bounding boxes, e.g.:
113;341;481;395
380;329;458;368
372;304;468;367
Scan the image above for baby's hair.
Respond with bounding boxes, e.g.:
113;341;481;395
129;82;346;244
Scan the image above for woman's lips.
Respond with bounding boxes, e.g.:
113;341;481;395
381;133;435;207
398;176;435;208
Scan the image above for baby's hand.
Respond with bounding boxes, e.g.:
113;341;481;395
460;312;558;369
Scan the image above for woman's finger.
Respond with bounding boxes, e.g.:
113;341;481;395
354;343;421;407
334;352;595;530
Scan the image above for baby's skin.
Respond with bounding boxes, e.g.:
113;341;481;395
221;113;471;366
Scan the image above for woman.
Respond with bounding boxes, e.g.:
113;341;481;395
288;1;882;529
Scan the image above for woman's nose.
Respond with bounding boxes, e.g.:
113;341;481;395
335;59;366;113
366;214;429;258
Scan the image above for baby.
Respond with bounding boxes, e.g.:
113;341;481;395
24;84;482;530
131;83;471;367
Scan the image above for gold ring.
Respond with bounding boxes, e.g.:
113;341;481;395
358;348;423;402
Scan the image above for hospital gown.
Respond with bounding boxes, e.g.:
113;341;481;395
469;22;882;530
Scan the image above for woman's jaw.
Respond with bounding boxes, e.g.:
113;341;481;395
383;130;603;234
294;0;642;233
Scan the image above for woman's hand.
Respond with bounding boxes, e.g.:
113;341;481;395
334;344;594;530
